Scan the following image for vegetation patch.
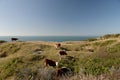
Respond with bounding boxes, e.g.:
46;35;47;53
24;54;45;61
0;57;23;79
84;38;97;41
0;34;120;80
0;40;7;43
107;43;120;53
100;40;116;47
58;57;78;73
0;43;21;55
101;34;120;39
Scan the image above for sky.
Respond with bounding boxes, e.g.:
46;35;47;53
0;0;120;36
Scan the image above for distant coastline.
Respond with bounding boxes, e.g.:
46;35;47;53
0;36;99;42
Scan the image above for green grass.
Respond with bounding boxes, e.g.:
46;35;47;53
79;57;120;75
107;43;120;53
0;57;23;79
0;35;120;80
101;34;120;39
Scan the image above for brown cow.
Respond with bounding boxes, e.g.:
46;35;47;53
55;43;61;49
56;67;72;80
45;59;58;67
59;50;67;55
59;50;67;60
11;38;18;41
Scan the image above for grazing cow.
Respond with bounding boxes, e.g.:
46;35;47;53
55;43;61;49
59;50;67;60
59;50;67;55
88;49;94;52
45;59;58;67
11;38;18;41
56;67;72;80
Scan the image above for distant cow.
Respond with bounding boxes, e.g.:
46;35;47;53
45;59;58;67
11;38;18;41
88;49;94;52
55;43;61;49
59;50;67;60
56;67;72;80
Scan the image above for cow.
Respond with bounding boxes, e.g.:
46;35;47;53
45;59;58;68
59;50;67;55
59;50;67;60
56;67;72;80
55;43;61;49
11;38;18;41
88;49;94;52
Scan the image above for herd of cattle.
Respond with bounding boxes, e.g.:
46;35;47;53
45;43;72;80
11;38;72;80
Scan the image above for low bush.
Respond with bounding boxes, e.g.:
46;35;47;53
79;57;120;76
85;38;97;41
0;40;7;43
58;57;78;73
0;57;23;79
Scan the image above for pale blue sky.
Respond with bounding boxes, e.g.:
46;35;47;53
0;0;120;36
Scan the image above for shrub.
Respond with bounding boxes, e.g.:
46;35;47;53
83;58;109;75
85;38;97;41
79;57;120;76
0;43;20;55
108;43;120;53
101;34;120;39
15;67;56;80
0;57;23;79
0;40;7;43
58;58;78;73
100;40;116;47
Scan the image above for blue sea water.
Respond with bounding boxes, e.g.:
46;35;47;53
0;36;98;42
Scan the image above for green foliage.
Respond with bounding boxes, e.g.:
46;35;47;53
100;40;116;47
79;57;120;76
93;42;101;46
25;54;45;61
15;67;56;80
101;34;120;39
0;58;23;79
93;40;116;47
83;58;109;75
0;43;20;55
0;36;120;79
85;38;97;41
108;43;120;53
0;40;7;43
39;44;52;50
63;45;85;51
58;58;78;73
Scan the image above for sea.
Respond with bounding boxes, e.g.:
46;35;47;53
0;36;99;42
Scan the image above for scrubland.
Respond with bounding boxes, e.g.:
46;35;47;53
0;34;120;80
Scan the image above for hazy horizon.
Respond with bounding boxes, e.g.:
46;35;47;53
0;0;120;36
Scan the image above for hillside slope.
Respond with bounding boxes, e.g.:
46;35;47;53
0;35;120;80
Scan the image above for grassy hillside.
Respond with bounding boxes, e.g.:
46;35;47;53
0;34;120;80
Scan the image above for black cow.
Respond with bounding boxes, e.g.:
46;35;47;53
11;38;18;41
56;67;72;80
